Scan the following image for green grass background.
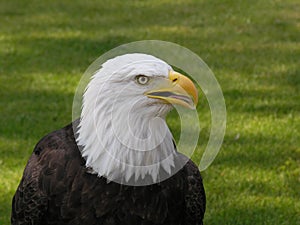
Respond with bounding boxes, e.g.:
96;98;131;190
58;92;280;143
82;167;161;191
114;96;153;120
1;0;299;224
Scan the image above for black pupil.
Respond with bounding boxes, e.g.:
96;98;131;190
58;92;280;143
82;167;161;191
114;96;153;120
140;77;146;83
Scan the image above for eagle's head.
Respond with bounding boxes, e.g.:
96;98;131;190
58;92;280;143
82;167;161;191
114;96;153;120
77;53;198;185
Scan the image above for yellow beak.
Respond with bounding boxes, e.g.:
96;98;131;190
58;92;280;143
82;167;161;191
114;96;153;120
145;71;198;109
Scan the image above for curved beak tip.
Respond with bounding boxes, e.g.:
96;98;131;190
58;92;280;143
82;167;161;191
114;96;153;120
145;71;198;109
169;71;198;107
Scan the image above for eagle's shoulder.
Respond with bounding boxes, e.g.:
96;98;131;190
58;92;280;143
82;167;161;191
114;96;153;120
11;121;84;224
183;158;206;225
33;121;78;156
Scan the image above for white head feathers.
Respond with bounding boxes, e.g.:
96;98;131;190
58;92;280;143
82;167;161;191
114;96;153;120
76;53;179;185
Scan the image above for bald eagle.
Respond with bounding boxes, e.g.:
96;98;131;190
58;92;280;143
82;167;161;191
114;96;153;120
11;54;206;225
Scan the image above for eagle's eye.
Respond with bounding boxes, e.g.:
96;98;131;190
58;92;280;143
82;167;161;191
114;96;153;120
136;75;150;85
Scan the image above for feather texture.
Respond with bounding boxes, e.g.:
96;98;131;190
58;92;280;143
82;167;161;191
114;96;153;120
11;121;205;225
77;54;177;184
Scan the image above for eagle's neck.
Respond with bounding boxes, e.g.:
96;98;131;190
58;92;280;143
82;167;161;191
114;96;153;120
76;87;176;185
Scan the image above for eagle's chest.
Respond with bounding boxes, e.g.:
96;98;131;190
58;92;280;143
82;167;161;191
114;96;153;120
46;169;187;225
88;175;186;224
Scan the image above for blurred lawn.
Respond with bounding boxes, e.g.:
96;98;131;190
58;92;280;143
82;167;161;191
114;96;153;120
0;0;299;224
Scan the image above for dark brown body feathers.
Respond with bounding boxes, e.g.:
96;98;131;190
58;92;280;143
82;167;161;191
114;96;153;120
12;122;205;225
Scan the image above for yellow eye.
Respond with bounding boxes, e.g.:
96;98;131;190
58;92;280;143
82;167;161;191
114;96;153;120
136;75;150;85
